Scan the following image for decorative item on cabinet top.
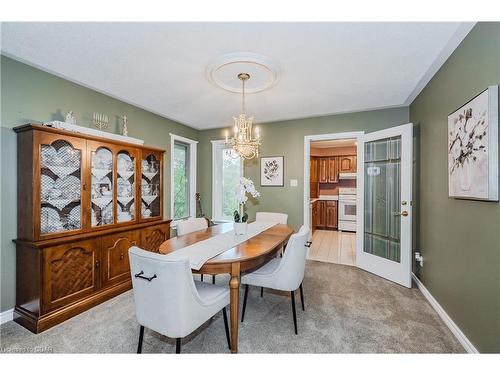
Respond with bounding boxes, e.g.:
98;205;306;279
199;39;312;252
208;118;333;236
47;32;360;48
14;123;165;242
44;120;144;145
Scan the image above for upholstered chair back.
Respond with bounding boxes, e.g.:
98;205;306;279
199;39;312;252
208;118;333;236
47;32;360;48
129;246;221;338
255;212;288;224
176;217;208;236
273;225;310;291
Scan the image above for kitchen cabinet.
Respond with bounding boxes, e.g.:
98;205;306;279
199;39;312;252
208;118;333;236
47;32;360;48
327;157;338;183
325;201;338;229
314;200;338;230
311;201;319;233
318;157;338;183
317;201;327;227
338;155;357;173
310;157;319;182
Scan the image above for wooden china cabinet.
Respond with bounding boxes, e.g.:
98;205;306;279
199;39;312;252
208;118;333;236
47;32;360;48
13;123;171;333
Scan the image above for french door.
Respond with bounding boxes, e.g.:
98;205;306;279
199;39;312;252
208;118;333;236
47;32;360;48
357;123;413;287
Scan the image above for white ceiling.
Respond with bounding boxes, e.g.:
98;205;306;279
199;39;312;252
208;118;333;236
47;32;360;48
1;22;474;130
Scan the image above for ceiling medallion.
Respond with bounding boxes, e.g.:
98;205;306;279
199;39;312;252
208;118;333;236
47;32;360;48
207;52;280;94
225;72;261;160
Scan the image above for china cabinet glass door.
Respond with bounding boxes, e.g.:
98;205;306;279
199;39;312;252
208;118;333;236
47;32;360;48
90;146;114;227
117;150;137;223
141;152;161;219
39;136;85;236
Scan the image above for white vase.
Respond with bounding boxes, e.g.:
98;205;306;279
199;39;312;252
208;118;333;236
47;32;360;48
234;222;248;235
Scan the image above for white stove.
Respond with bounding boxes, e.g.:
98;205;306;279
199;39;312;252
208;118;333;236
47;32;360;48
338;188;357;232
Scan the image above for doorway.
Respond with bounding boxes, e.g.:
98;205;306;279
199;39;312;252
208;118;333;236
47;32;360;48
307;137;359;266
304;123;413;287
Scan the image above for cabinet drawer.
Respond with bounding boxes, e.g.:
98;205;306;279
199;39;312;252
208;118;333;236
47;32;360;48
42;238;100;313
101;230;139;288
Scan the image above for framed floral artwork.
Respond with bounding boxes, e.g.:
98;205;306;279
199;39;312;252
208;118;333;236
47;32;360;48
448;85;498;201
260;156;284;187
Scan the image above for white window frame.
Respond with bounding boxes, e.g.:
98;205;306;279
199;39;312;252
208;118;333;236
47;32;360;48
211;140;244;222
170;133;197;227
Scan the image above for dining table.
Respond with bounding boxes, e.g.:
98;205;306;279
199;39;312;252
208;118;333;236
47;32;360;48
158;221;294;353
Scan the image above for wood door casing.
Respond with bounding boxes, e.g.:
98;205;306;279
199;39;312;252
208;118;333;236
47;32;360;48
101;230;138;288
42;238;100;313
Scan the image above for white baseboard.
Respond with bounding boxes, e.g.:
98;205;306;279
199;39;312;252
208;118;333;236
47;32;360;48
411;273;479;353
0;308;14;325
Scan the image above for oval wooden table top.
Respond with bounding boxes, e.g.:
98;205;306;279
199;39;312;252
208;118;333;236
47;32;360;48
158;222;294;271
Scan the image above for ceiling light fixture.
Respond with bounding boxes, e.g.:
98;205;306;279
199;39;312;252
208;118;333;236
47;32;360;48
225;73;261;160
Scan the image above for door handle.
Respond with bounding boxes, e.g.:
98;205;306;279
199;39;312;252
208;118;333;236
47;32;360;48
392;211;408;217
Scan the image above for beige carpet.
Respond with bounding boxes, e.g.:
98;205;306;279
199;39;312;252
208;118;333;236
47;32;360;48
0;261;463;353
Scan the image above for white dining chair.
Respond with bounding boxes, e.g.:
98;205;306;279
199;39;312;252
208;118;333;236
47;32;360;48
255;211;289;296
176;217;209;235
176;217;214;283
240;225;311;334
255;212;288;224
129;246;231;353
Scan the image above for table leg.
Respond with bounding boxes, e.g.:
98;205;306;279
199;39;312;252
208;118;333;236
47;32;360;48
229;262;240;353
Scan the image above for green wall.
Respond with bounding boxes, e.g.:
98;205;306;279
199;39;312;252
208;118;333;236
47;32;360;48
197;107;409;229
410;22;500;353
0;55;198;312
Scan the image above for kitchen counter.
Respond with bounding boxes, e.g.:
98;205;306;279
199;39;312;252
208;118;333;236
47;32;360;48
310;195;338;204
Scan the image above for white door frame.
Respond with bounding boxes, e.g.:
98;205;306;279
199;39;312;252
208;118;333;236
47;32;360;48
303;131;365;264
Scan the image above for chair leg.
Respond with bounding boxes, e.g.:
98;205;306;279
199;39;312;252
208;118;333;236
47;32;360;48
260;287;263;297
299;283;305;311
222;307;231;350
241;284;249;322
212;275;216;284
137;325;144;354
291;291;298;335
201;274;204;282
176;338;181;354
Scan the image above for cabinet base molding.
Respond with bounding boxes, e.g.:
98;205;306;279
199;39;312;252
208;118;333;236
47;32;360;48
14;280;132;334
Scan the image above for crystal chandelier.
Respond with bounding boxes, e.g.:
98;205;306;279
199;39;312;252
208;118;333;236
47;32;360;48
225;73;261;159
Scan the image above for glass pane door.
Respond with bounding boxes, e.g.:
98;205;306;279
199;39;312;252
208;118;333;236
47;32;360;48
40;139;82;234
91;147;114;227
141;154;160;218
364;136;401;262
117;150;136;223
357;122;412;288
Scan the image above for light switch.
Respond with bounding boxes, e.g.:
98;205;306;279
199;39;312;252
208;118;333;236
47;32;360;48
290;179;298;187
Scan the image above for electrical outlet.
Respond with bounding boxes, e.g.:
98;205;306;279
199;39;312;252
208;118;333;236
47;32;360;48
415;252;424;267
290;179;298;187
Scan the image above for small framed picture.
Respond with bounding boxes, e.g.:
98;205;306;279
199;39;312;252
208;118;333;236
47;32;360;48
260;156;284;187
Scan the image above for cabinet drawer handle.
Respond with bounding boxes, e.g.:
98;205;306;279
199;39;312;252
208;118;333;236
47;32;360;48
95;260;100;268
120;253;124;260
134;271;157;282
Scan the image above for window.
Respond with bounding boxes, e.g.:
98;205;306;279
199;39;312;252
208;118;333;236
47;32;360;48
170;134;197;223
173;141;189;219
212;140;242;221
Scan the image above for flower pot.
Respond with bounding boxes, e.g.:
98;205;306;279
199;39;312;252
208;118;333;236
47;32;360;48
234;222;248;235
